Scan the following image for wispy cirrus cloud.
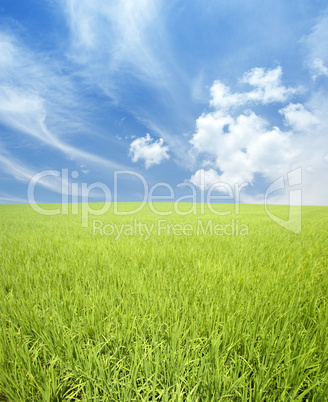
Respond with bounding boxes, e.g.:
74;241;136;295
0;30;127;174
0;84;125;169
0;194;27;204
59;0;197;168
302;10;328;82
310;58;328;80
303;11;328;64
0;145;106;200
0;148;67;194
1;1;328;205
62;0;170;88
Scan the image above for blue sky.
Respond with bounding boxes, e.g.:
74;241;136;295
0;0;328;205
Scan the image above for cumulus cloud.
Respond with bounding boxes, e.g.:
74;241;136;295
210;82;244;110
190;109;296;188
189;169;222;191
129;133;169;168
241;66;296;103
280;103;319;132
210;66;296;110
189;65;328;205
60;0;191;171
190;112;234;154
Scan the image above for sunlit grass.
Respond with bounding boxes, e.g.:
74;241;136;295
0;203;327;400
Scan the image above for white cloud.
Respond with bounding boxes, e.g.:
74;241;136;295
139;119;195;170
246;126;296;178
190;109;296;188
59;0;193;170
129;133;169;168
0;31;127;173
302;11;328;80
62;0;168;85
210;66;296;110
0;85;124;170
210;82;244;110
189;65;328;205
189;169;222;191
0;148;104;198
0;194;27;204
0;33;17;68
190;111;234;154
0;150;67;194
303;11;328;65
280;103;319;132
241;66;296;104
191;72;208;103
310;58;328;80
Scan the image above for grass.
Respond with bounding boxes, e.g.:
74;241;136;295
0;203;327;401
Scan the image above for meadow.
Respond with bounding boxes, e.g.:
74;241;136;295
0;203;327;401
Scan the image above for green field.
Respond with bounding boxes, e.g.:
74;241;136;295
0;203;327;401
